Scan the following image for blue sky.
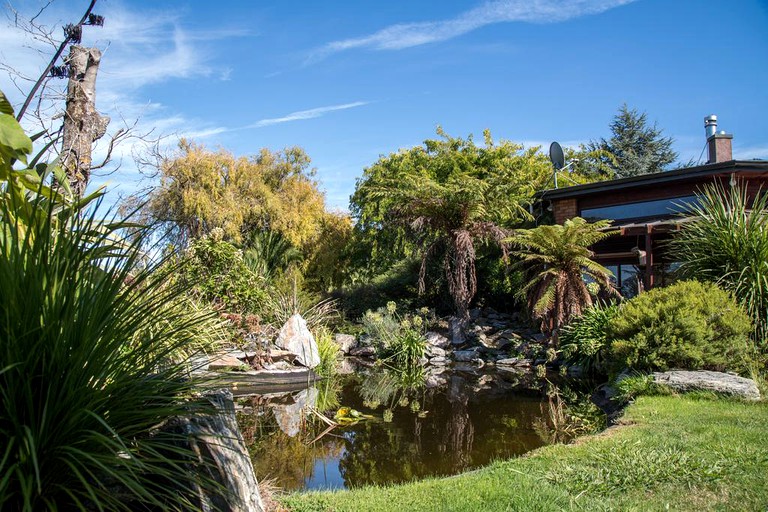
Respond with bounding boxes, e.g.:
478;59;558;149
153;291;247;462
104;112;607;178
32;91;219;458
2;0;767;211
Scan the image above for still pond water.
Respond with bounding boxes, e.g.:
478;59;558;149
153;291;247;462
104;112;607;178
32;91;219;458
236;367;562;491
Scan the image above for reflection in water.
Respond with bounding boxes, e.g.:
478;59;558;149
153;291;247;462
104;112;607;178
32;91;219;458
237;367;552;491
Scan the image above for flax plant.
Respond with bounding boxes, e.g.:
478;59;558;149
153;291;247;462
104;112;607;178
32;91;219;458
0;194;226;510
671;181;768;345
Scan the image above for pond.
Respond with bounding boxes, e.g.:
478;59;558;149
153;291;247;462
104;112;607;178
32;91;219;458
235;366;582;492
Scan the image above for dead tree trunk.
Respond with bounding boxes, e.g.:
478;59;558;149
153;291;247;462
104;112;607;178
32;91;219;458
61;45;109;196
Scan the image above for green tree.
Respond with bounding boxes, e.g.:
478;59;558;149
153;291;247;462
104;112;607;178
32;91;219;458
304;211;354;292
351;128;552;320
508;217;618;337
588;104;678;178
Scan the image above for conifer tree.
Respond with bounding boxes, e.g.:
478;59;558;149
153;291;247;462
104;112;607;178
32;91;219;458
589;104;678;178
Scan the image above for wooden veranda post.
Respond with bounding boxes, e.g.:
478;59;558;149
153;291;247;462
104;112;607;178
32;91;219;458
643;226;654;290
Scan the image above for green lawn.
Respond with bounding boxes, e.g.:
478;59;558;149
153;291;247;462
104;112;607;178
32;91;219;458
282;395;768;511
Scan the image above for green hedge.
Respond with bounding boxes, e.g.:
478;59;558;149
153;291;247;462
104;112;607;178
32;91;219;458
607;280;752;374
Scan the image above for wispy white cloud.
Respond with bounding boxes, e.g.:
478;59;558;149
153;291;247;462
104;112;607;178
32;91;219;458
0;2;249;206
248;101;370;128
140;101;371;142
735;144;768;161
311;0;635;61
85;6;247;91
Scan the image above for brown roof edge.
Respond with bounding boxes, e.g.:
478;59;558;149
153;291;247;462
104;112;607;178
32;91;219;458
537;160;768;201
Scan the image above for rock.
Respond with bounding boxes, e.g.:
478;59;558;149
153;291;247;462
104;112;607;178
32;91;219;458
337;358;358;375
188;354;210;374
425;331;451;349
227;349;248;360
496;357;533;368
347;355;375;367
275;314;320;369
453;348;481;362
469;308;482;320
209;353;246;370
334;333;357;354
429;356;449;366
450;317;467;345
651;370;761;400
349;346;376;358
425;373;448;388
272;387;319;437
530;333;549;343
262;360;294;371
268;348;297;363
477;335;512;351
452;362;483;374
162;390;265;511
497;329;521;340
426;345;446;358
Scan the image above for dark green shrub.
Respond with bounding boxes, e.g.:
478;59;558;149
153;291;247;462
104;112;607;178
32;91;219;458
607;281;752;374
181;229;267;314
560;302;619;375
335;258;429;320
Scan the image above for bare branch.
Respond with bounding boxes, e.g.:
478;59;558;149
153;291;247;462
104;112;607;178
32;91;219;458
15;0;98;122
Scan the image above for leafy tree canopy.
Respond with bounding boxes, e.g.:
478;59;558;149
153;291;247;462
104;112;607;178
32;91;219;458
350;127;553;318
135;139;326;250
588;104;678;178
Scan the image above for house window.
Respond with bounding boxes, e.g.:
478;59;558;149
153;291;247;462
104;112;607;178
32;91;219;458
604;264;642;298
580;195;698;222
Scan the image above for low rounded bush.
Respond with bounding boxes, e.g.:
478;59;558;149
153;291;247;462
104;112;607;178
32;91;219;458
607;280;752;374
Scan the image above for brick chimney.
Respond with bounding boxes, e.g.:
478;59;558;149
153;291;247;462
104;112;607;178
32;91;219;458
704;115;733;163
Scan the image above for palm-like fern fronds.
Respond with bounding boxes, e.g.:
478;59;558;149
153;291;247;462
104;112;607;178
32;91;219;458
508;217;618;337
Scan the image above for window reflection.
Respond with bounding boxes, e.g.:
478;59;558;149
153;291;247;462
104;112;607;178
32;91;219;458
581;196;697;222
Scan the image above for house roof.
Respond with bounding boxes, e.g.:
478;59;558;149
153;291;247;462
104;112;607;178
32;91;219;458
537;159;768;201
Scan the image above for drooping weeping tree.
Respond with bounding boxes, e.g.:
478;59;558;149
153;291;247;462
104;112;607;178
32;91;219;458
350;128;552;326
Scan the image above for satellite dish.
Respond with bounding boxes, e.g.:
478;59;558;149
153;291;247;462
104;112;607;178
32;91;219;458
549;142;565;170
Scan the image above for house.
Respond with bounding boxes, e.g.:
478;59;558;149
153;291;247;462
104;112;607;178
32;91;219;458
537;115;768;296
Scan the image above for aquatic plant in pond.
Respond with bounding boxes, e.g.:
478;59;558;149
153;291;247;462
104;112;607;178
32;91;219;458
362;302;429;367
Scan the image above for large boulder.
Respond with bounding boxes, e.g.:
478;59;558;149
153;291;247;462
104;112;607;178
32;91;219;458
275;314;320;369
652;370;761;401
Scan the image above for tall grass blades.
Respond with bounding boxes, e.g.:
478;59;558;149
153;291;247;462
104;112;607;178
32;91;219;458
559;303;619;375
671;181;768;345
0;195;225;510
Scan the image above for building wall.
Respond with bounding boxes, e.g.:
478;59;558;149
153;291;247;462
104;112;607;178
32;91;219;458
554;174;762;219
577;182;702;210
553;198;577;224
